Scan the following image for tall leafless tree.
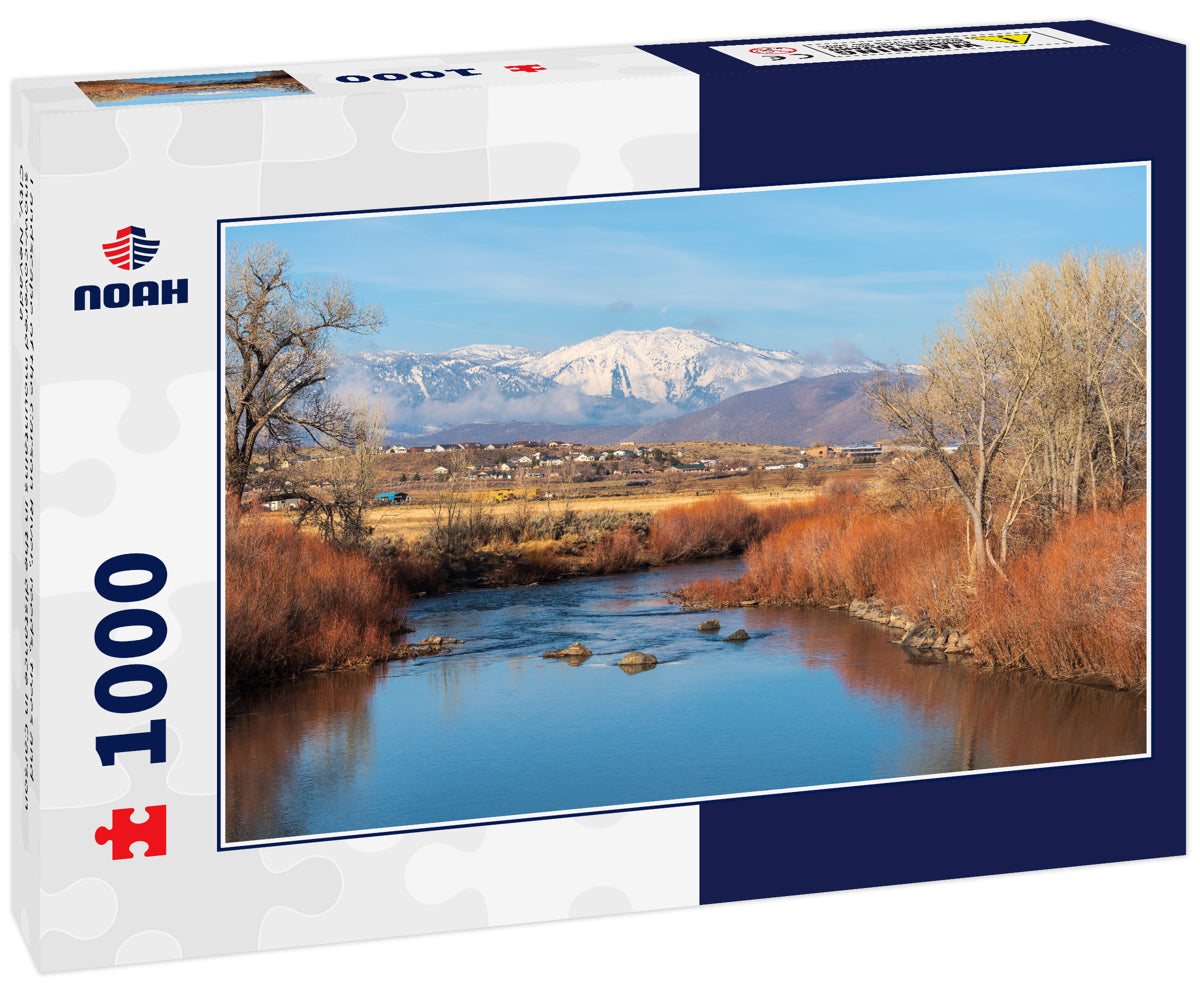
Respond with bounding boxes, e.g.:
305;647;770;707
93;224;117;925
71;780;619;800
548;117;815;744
224;242;385;500
865;247;1145;580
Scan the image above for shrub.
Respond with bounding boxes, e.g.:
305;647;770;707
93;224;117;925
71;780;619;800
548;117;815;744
676;484;1145;689
585;524;645;574
971;502;1146;689
647;494;762;562
225;514;406;688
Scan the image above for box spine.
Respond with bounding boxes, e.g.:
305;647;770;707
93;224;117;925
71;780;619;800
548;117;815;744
11;87;40;966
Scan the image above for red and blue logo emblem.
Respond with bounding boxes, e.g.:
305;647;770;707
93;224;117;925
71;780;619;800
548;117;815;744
102;225;160;271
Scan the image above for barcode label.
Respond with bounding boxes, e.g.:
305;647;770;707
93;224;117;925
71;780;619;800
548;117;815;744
713;27;1105;67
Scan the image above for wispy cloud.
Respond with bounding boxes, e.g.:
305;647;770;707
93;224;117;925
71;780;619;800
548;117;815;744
242;164;1147;362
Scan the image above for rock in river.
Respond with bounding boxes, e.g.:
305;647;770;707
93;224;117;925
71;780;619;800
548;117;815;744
618;651;657;673
542;642;593;660
722;629;751;642
697;619;721;632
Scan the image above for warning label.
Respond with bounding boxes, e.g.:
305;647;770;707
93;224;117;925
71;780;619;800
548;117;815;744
971;34;1032;45
713;27;1104;67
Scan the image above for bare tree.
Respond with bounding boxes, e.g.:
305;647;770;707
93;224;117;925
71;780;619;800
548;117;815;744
427;452;479;558
865;263;1053;578
224;242;385;500
293;401;386;545
865;247;1145;579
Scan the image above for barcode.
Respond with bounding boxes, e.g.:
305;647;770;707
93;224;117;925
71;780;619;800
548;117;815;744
819;39;981;56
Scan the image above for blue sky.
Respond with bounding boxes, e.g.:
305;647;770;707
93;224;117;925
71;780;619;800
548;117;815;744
230;164;1147;363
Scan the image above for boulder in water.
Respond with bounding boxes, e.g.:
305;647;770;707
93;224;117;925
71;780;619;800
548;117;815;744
542;642;593;660
618;651;658;674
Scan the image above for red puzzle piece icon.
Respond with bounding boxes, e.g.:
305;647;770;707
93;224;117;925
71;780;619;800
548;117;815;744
95;805;167;860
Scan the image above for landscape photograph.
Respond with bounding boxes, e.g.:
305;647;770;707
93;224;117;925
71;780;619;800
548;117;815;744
222;165;1149;844
76;68;310;106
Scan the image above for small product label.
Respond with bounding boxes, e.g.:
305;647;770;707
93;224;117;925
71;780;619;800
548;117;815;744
714;27;1105;66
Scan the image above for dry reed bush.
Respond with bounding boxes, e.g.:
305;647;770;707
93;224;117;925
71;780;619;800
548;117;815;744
679;483;1145;687
756;501;810;537
585;524;644;574
492;543;567;585
647;493;762;562
363;536;444;595
678;489;970;620
739;487;865;604
675;576;746;609
971;503;1146;689
225;514;405;687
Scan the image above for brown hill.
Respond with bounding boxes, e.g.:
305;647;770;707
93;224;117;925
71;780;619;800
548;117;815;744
631;371;892;446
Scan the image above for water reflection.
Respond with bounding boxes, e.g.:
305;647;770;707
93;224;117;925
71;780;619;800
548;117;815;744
226;560;1145;842
225;664;389;842
738;606;1146;771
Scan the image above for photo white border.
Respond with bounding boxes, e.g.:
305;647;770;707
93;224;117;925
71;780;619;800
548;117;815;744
218;159;1152;850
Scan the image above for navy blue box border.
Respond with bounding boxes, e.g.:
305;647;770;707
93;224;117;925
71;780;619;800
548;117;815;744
641;19;1186;903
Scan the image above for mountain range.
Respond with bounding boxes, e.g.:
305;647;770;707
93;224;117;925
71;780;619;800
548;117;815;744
329;327;899;446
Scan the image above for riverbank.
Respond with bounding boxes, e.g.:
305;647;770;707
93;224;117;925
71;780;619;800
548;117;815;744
367;492;801;595
226;487;1146;694
225;494;792;691
672;492;1146;692
226;556;1147;842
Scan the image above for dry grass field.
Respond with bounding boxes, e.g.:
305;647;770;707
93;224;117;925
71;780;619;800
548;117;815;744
357;466;876;543
252;439;881;544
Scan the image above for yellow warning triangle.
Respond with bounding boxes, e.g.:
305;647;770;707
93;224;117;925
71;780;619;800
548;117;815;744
970;33;1032;44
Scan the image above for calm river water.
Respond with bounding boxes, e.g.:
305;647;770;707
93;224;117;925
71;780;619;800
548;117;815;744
224;558;1146;843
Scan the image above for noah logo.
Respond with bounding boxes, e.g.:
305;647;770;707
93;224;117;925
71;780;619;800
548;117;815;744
102;225;160;270
74;224;187;311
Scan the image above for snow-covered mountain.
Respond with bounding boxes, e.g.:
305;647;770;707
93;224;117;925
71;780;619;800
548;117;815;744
330;344;552;409
330;328;884;435
525;328;876;410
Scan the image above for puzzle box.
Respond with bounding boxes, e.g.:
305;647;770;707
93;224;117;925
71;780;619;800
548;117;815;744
11;20;1184;971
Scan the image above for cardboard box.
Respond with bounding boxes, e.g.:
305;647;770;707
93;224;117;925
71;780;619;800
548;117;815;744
11;20;1184;971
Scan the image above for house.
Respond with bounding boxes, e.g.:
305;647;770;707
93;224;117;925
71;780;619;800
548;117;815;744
387;445;408;454
433;465;450;474
261;493;303;512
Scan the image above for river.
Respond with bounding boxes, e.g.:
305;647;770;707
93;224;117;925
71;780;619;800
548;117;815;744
224;558;1146;843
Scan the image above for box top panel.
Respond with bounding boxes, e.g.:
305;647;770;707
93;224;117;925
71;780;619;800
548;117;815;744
642;19;1181;74
12;43;691;116
13;21;1181;117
